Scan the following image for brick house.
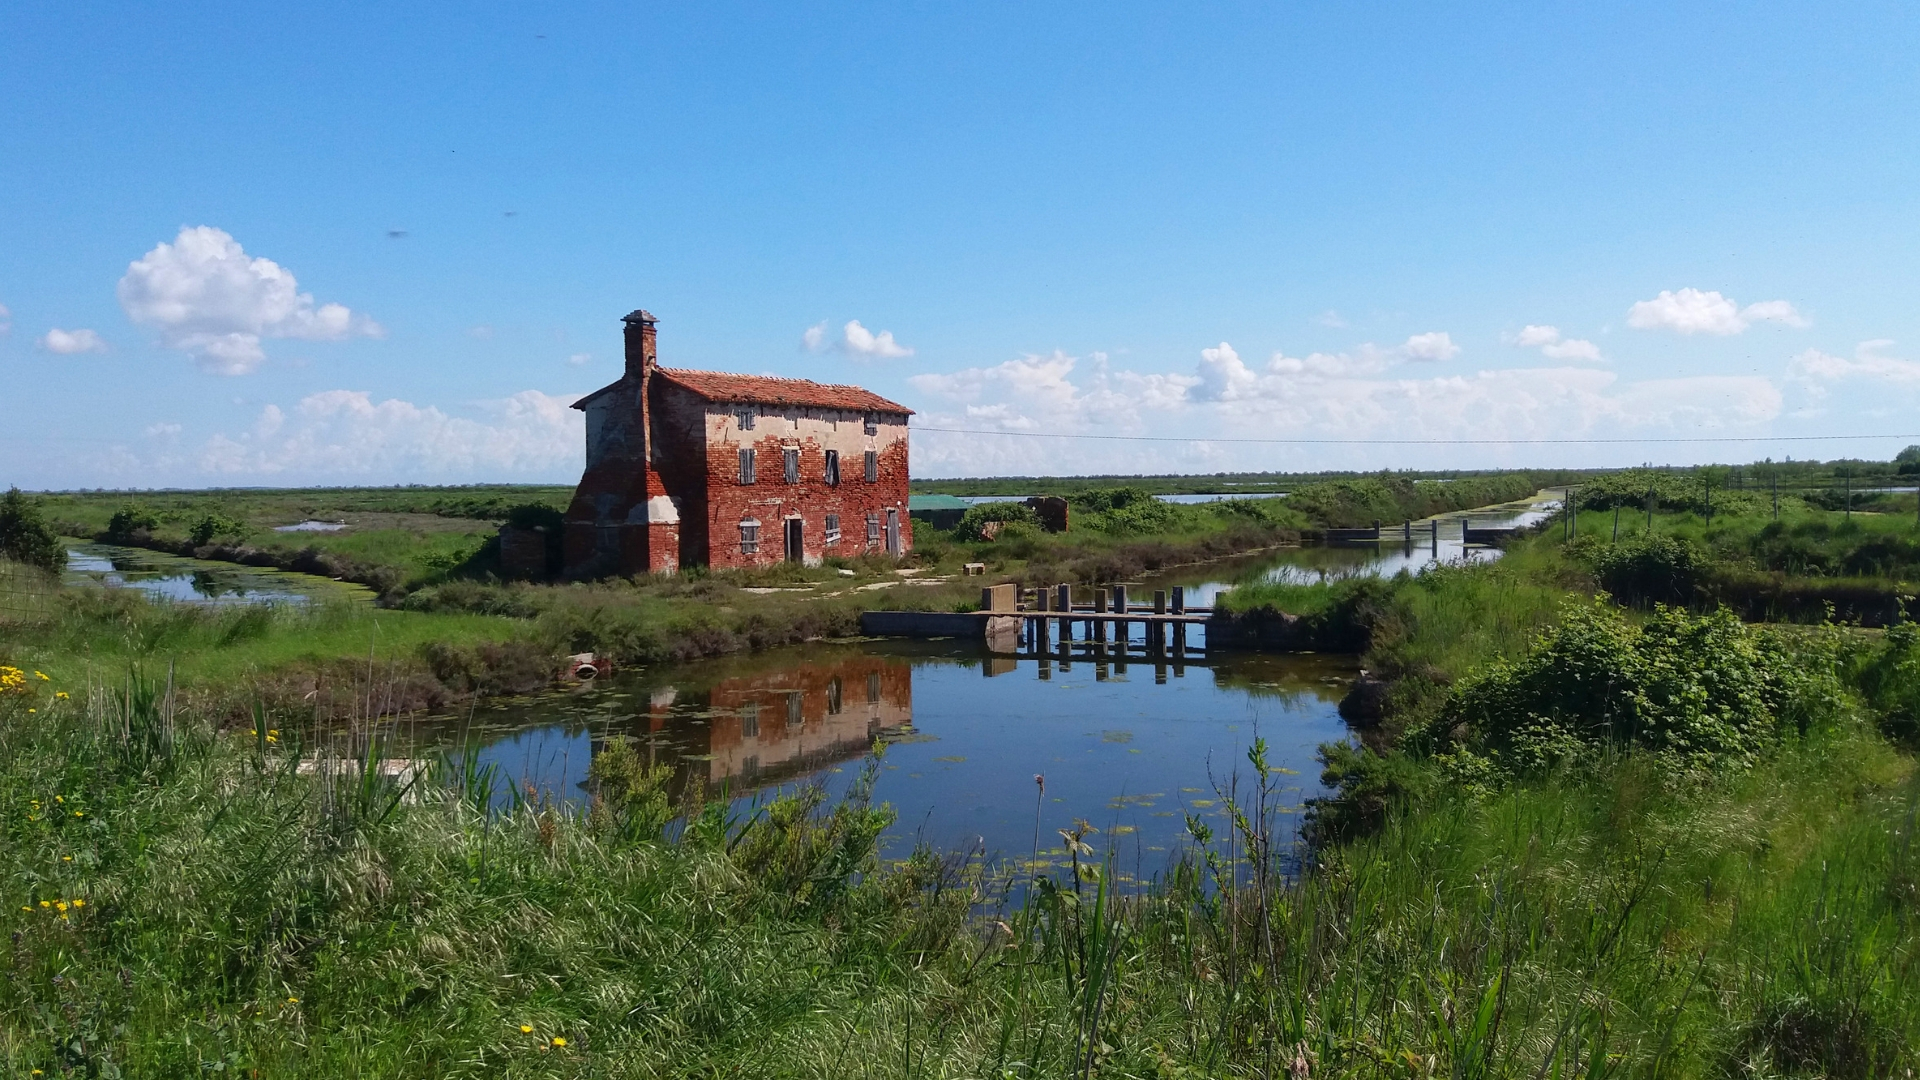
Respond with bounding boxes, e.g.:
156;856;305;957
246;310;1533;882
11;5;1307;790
562;309;913;577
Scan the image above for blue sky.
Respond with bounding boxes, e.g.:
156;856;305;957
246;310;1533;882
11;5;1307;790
4;1;1919;487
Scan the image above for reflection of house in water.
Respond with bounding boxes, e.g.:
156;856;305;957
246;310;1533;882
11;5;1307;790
641;655;912;794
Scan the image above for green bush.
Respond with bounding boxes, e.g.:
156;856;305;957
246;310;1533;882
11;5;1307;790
1578;533;1707;607
953;501;1040;541
187;512;247;547
0;488;65;572
104;504;162;542
1420;601;1843;781
1853;621;1920;745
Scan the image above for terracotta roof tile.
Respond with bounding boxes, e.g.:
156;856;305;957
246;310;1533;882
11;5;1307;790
656;368;913;415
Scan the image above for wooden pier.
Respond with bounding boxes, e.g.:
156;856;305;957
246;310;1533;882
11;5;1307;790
861;582;1214;659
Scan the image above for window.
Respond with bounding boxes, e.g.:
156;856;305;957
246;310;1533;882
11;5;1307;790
864;450;878;483
741;701;760;738
739;518;760;555
738;448;756;485
783;447;799;484
827;676;843;715
824;513;841;544
824;449;840;487
866;512;880;548
863;411;879;436
786;691;803;726
734;408;755;431
866;671;881;703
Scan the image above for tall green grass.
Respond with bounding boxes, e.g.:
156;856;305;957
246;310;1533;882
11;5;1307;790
2;674;1913;1076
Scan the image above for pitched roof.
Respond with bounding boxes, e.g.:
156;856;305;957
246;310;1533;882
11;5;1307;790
656;368;912;415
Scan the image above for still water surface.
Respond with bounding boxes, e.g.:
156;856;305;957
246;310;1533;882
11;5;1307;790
63;544;372;606
440;643;1355;870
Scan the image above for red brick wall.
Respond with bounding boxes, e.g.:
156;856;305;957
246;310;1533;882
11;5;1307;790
698;406;911;569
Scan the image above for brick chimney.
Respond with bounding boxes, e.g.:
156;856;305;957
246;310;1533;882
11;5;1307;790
623;309;657;380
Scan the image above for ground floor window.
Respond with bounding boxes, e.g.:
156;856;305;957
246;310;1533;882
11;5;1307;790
866;512;881;548
739;518;760;555
824;513;841;543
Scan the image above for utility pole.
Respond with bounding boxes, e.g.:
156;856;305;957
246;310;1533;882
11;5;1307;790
1773;472;1779;520
1612;503;1620;542
1704;473;1712;525
1646;485;1655;535
1846;472;1852;521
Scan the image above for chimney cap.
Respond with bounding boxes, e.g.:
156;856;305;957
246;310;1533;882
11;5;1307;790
621;309;657;325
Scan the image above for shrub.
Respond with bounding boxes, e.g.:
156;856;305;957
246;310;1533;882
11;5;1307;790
953;502;1040;542
0;488;65;572
187;512;247;547
105;504;162;542
1853;621;1920;745
1580;533;1706;607
1419;601;1841;780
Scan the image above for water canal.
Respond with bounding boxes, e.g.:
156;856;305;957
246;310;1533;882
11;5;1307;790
435;642;1355;876
63;543;374;606
61;496;1556;873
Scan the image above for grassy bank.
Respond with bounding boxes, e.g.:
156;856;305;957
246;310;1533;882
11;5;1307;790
3;636;1914;1076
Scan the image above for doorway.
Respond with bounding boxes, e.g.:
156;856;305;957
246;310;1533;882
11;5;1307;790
884;509;901;556
785;517;803;562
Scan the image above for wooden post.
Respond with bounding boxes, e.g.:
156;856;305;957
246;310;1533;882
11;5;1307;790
1152;590;1167;653
1093;587;1108;643
1171;586;1186;614
1057;583;1072;641
1404;519;1412;542
1431;518;1439;557
1113;584;1128;650
1034;587;1050;651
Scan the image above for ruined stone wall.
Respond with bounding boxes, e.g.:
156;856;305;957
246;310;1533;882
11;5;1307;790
698;403;912;569
561;377;652;577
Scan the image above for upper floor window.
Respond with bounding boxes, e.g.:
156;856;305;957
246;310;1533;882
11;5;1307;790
827;676;843;715
738;448;756;485
735;408;756;431
863;411;880;436
783;447;800;484
823;449;840;487
864;450;878;483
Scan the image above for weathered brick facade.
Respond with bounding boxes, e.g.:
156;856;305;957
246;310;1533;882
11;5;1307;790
563;310;913;577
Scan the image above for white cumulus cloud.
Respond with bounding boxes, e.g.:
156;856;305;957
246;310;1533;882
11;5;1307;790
1626;288;1808;336
1399;331;1460;362
1788;340;1920;388
1507;324;1603;362
117;226;383;375
39;328;107;354
841;319;914;358
196;389;583;480
567;352;591;366
804;318;914;359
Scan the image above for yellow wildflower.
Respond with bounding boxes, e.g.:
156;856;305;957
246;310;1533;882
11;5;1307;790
62;855;72;862
54;795;62;803
287;996;299;1003
34;671;48;681
55;691;68;700
72;899;84;908
551;1037;566;1048
38;900;49;909
520;1024;533;1034
54;901;67;912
